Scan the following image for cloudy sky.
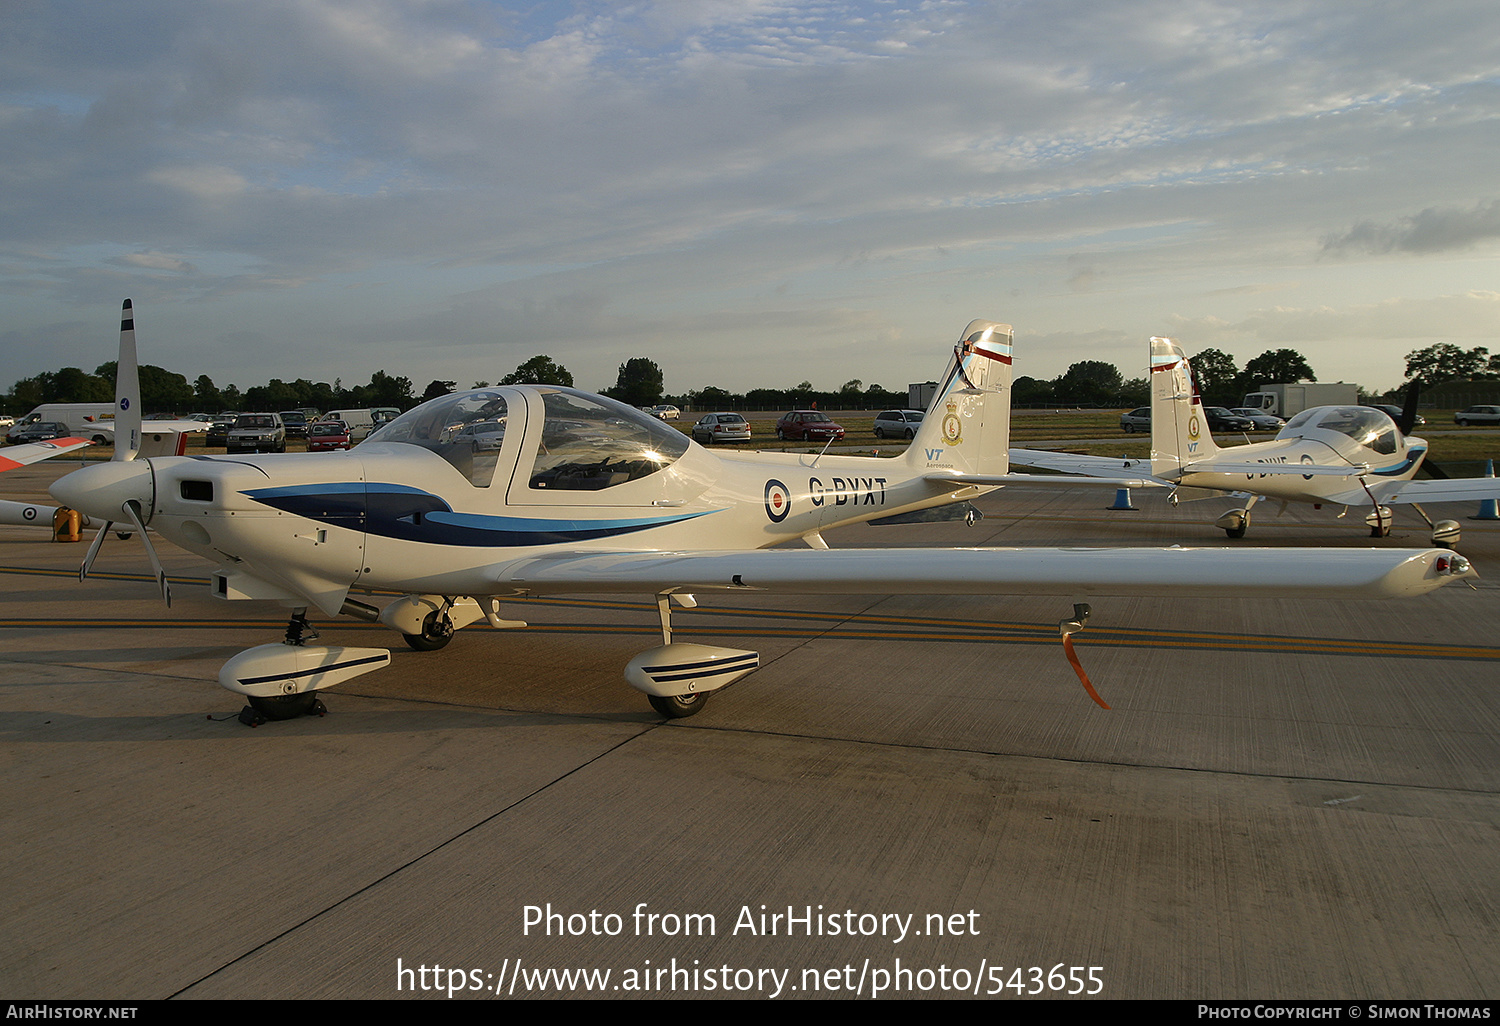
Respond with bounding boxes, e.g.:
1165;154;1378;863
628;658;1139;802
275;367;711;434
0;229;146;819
3;0;1499;398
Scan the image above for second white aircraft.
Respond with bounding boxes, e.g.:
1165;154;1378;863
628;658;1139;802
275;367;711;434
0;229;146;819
1013;337;1500;545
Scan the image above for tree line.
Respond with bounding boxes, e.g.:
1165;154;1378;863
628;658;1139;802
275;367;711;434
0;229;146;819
6;342;1495;416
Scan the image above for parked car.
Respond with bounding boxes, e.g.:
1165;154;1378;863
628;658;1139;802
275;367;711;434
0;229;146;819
205;417;235;447
647;405;680;420
306;419;352;452
691;412;751;445
775;410;845;442
1454;405;1500;426
1229;407;1287;430
226;413;286;454
456;418;507;450
6;421;70;444
1120;407;1150;432
873;409;924;440
1364;404;1424;426
279;410;310;438
1203;407;1255;432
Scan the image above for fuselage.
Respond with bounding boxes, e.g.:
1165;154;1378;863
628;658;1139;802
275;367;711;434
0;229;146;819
1175;406;1427;504
56;384;986;615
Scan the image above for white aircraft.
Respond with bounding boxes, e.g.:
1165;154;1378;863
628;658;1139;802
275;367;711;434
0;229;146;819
1012;337;1500;546
0;435;95;530
50;306;1476;724
0;301;194;534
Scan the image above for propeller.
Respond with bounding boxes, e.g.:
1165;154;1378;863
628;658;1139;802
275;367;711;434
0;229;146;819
1395;378;1453;480
75;496;172;606
61;299;172;607
1397;378;1421;436
121;498;171;607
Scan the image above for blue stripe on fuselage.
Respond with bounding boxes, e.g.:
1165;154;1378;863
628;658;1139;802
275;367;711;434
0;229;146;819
1370;447;1425;477
243;482;718;546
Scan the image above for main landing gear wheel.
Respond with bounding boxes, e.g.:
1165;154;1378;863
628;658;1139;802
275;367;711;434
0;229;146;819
242;692;326;724
1220;507;1250;538
403;609;454;651
648;691;707;718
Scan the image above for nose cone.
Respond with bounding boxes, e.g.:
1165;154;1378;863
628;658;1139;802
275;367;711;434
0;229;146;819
50;460;154;522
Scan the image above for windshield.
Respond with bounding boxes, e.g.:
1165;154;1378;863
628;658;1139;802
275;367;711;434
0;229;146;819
1283;406;1401;455
367;391;510;486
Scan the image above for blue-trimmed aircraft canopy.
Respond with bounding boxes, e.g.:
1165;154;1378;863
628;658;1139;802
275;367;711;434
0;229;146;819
367;386;691;489
1282;405;1401;455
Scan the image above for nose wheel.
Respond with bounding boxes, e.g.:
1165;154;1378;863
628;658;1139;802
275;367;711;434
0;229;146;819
241;692;326;725
648;691;707;719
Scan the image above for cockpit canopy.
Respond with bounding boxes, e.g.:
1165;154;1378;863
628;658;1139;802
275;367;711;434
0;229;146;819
1281;406;1402;455
366;386;690;488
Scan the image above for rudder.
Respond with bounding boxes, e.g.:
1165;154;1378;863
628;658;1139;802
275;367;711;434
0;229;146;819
906;319;1013;476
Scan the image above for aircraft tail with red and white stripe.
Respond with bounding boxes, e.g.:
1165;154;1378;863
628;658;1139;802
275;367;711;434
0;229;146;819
904;319;1013;477
1149;336;1220;480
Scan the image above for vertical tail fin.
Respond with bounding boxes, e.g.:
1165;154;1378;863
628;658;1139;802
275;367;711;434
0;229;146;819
1149;336;1217;479
905;319;1012;476
115;299;141;463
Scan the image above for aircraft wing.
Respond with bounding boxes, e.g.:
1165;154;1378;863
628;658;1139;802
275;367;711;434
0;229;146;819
1355;477;1500;506
91;420;206;434
1008;448;1165;483
494;546;1471;601
0;437;92;471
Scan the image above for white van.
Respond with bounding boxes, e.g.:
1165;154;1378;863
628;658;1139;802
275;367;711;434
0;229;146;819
10;403;116;444
321;408;394;443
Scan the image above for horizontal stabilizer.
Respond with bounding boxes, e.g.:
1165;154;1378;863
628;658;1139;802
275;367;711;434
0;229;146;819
1008;448;1159;482
1182;459;1369;478
928;471;1165;489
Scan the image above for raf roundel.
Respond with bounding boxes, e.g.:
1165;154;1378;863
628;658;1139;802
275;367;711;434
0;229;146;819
763;479;791;523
